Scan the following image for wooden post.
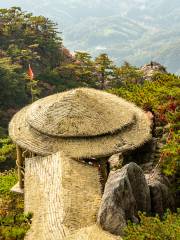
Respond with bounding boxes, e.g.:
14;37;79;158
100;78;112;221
98;158;109;194
16;145;24;189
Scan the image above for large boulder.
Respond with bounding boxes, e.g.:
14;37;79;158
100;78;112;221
146;169;175;216
126;163;151;213
97;162;151;235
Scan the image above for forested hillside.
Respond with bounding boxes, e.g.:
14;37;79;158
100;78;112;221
0;7;180;240
1;0;180;74
0;7;144;132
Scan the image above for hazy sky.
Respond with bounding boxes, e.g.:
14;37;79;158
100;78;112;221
1;0;180;73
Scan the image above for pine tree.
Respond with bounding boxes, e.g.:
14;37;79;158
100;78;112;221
95;53;115;89
113;62;143;86
0;7;63;72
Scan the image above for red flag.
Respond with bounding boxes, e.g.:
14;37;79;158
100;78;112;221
28;64;34;80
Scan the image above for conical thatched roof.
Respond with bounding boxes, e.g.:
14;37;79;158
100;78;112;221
9;88;152;159
26;88;135;137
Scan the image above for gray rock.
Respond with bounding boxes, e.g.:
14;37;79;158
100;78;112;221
97;162;151;235
140;62;167;82
146;169;175;216
126;163;151;213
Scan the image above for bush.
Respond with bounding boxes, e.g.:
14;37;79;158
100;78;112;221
0;213;32;240
0;170;17;196
110;73;180;177
0;137;15;163
0;170;31;240
124;210;180;240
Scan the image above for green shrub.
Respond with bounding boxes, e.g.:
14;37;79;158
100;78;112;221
124;210;180;240
110;73;180;177
0;170;17;196
0;170;30;240
161;131;180;176
0;213;32;240
0;137;15;163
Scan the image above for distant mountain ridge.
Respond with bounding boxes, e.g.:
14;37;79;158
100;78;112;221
1;0;180;74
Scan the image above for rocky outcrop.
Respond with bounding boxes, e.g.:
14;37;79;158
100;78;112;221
146;169;175;217
97;162;151;235
140;61;167;81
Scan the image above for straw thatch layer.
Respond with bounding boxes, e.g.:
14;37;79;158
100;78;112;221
65;225;120;240
24;152;103;239
9;104;151;159
26;88;135;137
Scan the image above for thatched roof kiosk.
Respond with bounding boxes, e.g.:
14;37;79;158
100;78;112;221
9;88;152;239
9;88;152;189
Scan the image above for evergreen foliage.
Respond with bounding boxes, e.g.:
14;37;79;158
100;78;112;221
0;7;64;131
110;73;180;177
94;53;115;89
0;7;63;70
0;57;28;109
124;210;180;240
112;62;144;86
0;138;15;163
